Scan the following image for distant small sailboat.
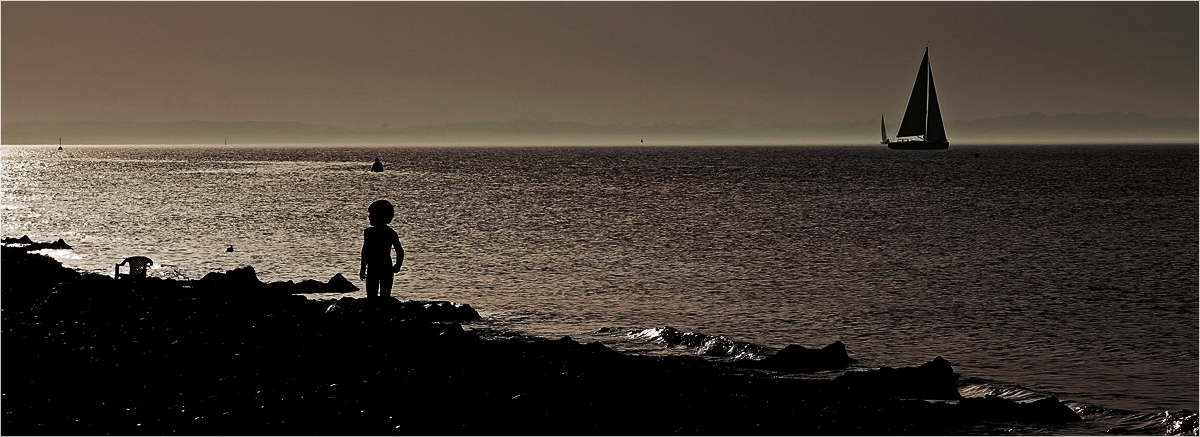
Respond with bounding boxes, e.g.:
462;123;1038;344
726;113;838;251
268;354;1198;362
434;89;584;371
58;138;63;150
884;47;948;150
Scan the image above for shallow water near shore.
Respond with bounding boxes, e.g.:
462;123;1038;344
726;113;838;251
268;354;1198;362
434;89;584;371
2;144;1196;429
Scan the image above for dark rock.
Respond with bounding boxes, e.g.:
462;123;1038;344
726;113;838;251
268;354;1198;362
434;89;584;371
4;236;74;251
226;265;261;285
581;341;621;357
453;302;482;321
198;265;263;291
2;239;1053;435
2;235;35;245
294;279;326;293
287;273;359;294
325;298;348;314
959;395;1081;422
745;340;855;373
317;297;481;323
263;280;296;294
836;356;962;400
421;301;482;322
326;273;358;292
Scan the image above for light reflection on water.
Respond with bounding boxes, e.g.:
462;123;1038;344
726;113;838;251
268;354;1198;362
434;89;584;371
1;144;1196;417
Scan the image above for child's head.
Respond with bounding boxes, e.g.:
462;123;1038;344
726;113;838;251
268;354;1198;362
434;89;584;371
368;200;394;226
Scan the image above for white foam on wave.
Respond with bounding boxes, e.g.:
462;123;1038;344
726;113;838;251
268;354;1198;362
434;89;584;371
958;380;1050;403
1072;403;1199;435
958;377;1199;435
627;326;773;360
29;248;84;261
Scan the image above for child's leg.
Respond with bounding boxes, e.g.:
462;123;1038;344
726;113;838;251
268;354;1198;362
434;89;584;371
365;273;380;298
379;271;394;298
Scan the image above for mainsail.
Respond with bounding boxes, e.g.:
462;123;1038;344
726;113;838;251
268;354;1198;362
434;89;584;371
896;50;930;139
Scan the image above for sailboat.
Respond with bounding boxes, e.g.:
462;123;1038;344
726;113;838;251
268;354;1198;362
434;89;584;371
882;48;948;150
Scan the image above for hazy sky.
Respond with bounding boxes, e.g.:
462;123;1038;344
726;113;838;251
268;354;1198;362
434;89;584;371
3;2;1196;129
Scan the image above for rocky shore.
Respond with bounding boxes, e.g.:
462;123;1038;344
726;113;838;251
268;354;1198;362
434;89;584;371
3;240;1083;435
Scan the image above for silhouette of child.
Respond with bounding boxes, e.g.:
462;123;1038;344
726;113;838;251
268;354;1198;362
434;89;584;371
360;200;404;298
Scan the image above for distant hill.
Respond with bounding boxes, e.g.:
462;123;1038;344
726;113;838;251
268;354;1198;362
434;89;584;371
3;113;1196;145
947;112;1198;144
1;121;351;145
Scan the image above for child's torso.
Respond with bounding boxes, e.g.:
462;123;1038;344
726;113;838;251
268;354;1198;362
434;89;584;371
363;226;398;264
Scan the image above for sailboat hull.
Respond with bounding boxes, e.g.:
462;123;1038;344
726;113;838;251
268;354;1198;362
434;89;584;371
887;140;948;150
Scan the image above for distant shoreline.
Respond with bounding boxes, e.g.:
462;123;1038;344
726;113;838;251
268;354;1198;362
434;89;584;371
4;141;1198;148
4;113;1196;146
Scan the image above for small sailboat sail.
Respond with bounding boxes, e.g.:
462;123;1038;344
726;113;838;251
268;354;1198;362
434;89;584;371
887;48;948;149
880;114;890;144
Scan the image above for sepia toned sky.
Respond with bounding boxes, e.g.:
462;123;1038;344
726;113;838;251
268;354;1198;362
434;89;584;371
3;2;1196;130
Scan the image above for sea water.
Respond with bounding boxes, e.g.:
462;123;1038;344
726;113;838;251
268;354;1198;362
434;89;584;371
2;144;1196;432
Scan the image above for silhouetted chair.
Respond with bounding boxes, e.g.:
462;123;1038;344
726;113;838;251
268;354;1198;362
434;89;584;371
115;256;154;280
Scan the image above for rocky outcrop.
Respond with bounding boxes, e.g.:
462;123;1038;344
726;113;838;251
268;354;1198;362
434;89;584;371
1;241;1096;435
836;356;963;400
198;265;264;291
199;267;363;295
286;273;359;293
322;296;481;322
959;395;1081;422
739;340;855;373
2;235;72;251
557;335;623;357
326;273;357;292
2;235;35;245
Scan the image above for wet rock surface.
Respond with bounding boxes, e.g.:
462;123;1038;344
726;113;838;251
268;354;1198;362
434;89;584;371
3;242;1083;435
837;355;964;400
959;395;1082;423
739;340;855;373
3;235;71;251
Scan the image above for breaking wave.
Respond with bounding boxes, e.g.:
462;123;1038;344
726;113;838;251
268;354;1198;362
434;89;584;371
617;326;774;360
1082;407;1198;436
961;378;1198;435
596;332;1197;435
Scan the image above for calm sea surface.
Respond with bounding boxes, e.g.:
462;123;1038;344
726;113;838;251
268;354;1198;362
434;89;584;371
3;144;1196;426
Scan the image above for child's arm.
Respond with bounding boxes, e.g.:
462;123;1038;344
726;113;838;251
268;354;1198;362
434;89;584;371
392;234;404;273
359;230;369;280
